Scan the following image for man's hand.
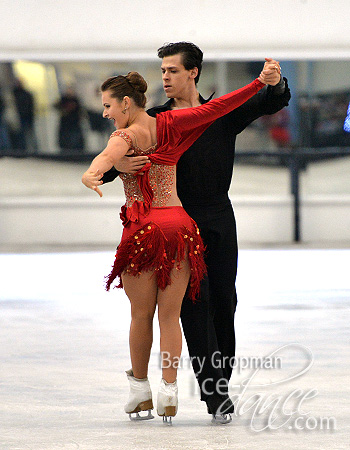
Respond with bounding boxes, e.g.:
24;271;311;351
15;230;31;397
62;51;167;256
259;58;282;86
115;149;150;174
82;169;103;197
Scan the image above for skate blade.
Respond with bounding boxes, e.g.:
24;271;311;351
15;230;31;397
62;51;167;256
211;413;232;425
158;406;176;424
162;415;173;425
128;410;154;421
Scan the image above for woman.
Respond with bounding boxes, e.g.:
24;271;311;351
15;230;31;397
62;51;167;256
82;70;267;422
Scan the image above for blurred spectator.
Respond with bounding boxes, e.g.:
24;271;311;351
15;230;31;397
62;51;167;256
12;79;37;155
85;85;112;148
261;108;291;165
0;85;11;152
299;91;350;147
55;87;85;155
1;85;22;154
262;108;291;149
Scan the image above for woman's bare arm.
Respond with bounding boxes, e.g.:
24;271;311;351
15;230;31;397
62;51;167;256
82;135;129;197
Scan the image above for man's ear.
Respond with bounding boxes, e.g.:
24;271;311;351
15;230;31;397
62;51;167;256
190;67;198;80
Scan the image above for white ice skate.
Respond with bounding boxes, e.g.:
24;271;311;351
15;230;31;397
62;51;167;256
124;369;154;420
157;378;178;424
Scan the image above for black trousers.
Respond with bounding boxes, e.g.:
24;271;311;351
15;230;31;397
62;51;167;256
180;200;238;402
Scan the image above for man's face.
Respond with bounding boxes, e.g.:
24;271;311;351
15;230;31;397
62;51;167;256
161;54;197;98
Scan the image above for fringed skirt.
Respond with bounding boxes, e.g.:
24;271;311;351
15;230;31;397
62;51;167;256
105;206;206;302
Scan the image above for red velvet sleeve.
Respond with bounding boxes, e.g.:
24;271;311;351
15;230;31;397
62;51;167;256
151;78;265;166
170;78;265;130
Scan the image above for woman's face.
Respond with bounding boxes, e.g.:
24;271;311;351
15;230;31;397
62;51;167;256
102;90;126;129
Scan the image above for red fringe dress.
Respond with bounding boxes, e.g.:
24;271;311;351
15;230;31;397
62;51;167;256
105;78;265;302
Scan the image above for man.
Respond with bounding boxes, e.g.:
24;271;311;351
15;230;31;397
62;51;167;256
101;42;291;422
12;79;37;155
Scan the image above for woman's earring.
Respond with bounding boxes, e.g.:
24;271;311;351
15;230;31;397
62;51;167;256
122;107;127;114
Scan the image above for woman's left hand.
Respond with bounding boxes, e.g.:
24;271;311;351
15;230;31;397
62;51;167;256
82;169;104;197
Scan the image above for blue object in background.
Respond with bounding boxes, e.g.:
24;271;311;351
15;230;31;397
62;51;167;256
344;102;350;132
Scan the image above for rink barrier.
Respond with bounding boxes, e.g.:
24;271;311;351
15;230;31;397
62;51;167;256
1;194;350;247
1;147;350;246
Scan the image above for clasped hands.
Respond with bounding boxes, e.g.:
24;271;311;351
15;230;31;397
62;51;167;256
258;57;282;86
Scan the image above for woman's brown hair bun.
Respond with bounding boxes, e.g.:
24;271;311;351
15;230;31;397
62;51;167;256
101;71;147;109
126;71;148;94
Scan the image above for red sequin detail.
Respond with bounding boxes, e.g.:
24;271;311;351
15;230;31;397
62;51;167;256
105;221;206;303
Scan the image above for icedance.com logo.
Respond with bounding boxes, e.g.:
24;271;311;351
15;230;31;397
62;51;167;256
160;343;337;432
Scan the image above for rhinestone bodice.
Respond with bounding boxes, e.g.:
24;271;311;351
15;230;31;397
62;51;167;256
110;130;176;207
120;165;175;207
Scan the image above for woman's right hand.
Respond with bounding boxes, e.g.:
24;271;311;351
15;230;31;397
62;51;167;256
258;72;268;84
258;58;281;85
82;169;103;197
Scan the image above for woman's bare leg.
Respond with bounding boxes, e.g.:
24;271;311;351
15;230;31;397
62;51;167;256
157;260;191;383
121;271;157;379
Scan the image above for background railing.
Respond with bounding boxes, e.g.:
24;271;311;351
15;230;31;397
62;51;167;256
2;146;349;243
235;147;350;242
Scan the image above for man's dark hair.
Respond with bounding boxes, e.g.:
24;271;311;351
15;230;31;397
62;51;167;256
157;42;203;84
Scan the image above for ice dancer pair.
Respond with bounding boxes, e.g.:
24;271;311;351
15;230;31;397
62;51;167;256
124;369;177;424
